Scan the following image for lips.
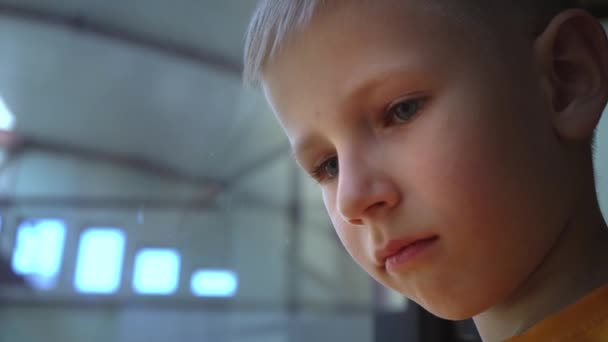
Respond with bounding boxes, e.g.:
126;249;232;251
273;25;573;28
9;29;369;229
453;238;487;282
375;235;439;267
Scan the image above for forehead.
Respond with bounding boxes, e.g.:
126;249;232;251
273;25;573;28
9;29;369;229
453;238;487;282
266;4;473;93
261;0;501;155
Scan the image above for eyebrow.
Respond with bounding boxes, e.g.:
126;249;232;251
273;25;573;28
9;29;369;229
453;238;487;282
343;61;422;107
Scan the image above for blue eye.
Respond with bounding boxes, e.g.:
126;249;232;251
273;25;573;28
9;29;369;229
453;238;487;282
311;156;338;182
386;98;423;124
323;157;339;178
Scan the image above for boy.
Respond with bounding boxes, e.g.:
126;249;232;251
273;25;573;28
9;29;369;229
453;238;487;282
243;1;608;341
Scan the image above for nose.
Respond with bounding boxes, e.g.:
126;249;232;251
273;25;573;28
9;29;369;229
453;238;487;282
336;155;401;226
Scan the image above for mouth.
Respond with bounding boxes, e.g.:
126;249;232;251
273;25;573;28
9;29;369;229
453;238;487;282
377;235;439;272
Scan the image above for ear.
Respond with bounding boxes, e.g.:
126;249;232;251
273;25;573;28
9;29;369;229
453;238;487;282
535;9;608;141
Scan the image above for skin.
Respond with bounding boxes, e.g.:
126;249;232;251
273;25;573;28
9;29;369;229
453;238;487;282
260;1;608;341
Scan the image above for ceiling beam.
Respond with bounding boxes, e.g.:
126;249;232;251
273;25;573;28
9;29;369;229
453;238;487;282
15;132;227;190
0;4;243;77
0;129;290;210
0;194;285;212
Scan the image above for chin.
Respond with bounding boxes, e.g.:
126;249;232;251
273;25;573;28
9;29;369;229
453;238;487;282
416;296;490;321
426;307;479;321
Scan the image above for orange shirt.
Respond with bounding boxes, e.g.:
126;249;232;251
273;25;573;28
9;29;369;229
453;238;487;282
505;284;608;342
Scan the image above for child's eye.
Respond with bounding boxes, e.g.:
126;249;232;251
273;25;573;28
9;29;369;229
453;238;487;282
311;156;339;183
384;97;425;125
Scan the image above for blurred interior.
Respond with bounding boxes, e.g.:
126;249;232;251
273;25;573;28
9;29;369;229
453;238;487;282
0;1;606;341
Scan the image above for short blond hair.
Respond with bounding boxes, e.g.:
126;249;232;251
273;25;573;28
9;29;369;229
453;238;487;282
243;0;581;86
243;0;322;85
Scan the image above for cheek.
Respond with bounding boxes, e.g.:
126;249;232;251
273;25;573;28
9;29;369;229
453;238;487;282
421;109;555;237
394;93;571;317
409;79;567;240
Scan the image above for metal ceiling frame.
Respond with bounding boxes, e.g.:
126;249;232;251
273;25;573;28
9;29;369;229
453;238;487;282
0;129;290;210
0;3;243;77
0;131;227;188
0;5;292;210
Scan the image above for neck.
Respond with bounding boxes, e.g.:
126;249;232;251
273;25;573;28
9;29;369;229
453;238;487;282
473;196;608;342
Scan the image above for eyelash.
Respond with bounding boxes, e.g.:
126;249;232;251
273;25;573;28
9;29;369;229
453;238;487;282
309;97;426;183
310;155;336;183
383;96;426;127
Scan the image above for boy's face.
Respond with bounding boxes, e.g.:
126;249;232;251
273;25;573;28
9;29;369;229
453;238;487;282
262;1;575;319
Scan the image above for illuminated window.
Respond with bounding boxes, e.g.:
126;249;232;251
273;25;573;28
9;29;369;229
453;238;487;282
11;219;66;290
0;96;15;131
74;228;126;294
133;248;180;295
191;270;238;298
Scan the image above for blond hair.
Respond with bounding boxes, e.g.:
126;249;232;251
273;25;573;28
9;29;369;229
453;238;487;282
243;0;581;86
243;0;322;85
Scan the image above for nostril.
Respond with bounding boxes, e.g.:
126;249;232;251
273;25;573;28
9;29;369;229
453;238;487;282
349;218;364;226
370;201;387;210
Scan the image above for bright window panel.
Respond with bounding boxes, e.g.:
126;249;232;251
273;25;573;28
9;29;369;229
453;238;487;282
74;228;125;294
133;248;180;295
191;270;238;298
0;96;15;130
11;219;66;290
